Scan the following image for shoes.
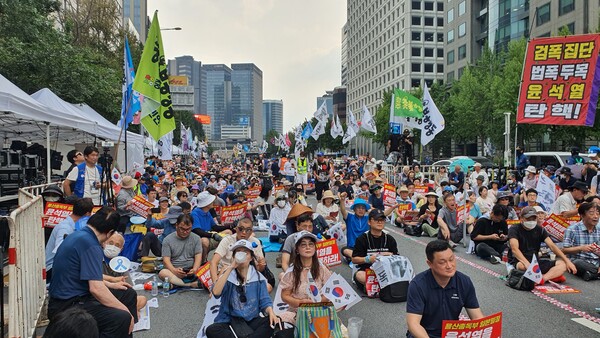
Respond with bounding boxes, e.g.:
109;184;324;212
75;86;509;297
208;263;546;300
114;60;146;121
550;275;566;283
583;271;594;281
448;240;458;249
489;256;502;265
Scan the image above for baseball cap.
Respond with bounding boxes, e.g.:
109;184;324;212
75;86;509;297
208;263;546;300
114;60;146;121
230;239;259;252
294;230;318;244
520;206;537;219
369;208;386;220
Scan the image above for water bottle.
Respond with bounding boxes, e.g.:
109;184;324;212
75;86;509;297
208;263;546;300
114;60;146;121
163;277;170;298
151;276;159;297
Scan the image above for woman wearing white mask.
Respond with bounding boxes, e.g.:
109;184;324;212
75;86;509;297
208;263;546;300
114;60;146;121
269;192;292;240
206;240;280;338
101;232;147;323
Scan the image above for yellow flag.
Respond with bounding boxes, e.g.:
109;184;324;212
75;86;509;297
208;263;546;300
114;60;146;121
132;11;176;141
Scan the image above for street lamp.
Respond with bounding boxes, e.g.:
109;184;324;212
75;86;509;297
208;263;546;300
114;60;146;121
161;27;182;31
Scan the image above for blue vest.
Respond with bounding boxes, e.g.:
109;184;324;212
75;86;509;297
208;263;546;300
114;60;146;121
73;162;103;198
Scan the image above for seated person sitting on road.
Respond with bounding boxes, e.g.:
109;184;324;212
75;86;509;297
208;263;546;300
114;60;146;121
281;205;315;278
475;186;495;215
206;240;280;338
269;192;292;240
101;232;147;320
465;191;482;233
210;218;271;291
406;240;484;338
140;206;183;257
417;191;442;237
496;191;519;220
339;193;370;261
562;202;600;281
45;197;94;282
191;191;231;264
470;205;509;265
508;206;577;284
356;181;370;200
47;207;134;338
280;231;333;324
517;188;547;211
368;184;385;211
558;167;578;192
158;214;203;288
551;181;588;218
316;190;340;224
394;185;417;228
437;193;463;248
352;209;399;292
42;307;99;338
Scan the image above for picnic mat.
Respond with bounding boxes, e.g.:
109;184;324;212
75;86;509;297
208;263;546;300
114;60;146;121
259;237;282;252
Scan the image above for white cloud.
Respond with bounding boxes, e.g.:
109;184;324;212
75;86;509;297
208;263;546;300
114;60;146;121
148;0;346;131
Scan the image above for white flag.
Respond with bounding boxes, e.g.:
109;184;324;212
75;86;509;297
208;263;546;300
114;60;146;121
361;105;377;133
347;108;359;132
524;255;543;284
420;83;445;146
342;124;356;144
111;168;122;185
536;173;557;210
330;113;344;139
157;132;173;160
311;120;326;140
314;100;329;123
321;272;361;310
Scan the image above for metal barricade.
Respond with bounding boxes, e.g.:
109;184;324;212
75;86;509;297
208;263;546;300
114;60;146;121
5;195;45;338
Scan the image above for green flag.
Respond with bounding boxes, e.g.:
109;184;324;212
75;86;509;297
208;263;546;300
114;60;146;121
132;11;176;141
392;89;423;118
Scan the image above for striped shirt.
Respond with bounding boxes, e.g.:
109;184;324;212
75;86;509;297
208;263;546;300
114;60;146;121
563;221;600;266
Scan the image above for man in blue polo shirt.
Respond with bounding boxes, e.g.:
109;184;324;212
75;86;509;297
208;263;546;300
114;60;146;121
48;207;133;338
191;191;231;264
339;192;370;261
406;240;484;338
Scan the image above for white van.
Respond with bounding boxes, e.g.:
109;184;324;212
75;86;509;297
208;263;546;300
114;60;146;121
524;151;590;168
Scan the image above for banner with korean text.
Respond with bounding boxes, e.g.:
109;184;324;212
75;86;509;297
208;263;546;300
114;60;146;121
517;34;600;126
442;312;502;338
220;203;248;224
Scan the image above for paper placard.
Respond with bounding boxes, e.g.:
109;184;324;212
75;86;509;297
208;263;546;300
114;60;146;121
326;223;347;248
127;195;155;218
442;312;502;338
365;268;380;298
246;187;261;204
43;202;73;228
542;214;570;241
414;185;428;194
195;262;213;290
220;203;248;224
316;238;342;267
370;255;414;289
383;184;397;206
402;210;420;222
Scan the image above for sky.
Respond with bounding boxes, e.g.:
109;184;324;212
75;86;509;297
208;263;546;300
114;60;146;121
147;0;347;132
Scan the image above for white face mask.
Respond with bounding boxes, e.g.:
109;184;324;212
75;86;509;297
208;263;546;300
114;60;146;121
355;181;360;186
103;244;121;259
235;251;247;264
522;221;537;230
45;196;60;202
277;200;286;208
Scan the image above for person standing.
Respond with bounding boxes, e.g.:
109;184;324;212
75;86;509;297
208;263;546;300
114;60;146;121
295;152;309;192
312;152;333;201
63;146;102;205
115;175;138;233
401;129;414;165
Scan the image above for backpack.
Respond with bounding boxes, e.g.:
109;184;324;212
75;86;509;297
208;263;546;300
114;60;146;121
379;280;410;303
506;269;535;291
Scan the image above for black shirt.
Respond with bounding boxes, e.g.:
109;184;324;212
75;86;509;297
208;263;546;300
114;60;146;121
507;224;549;265
312;160;331;182
418;203;442;229
368;194;385;211
338;184;354;200
352;231;398;271
470;217;508;253
389;134;402;152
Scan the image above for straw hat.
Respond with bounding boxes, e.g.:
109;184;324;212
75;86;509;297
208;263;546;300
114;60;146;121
321;190;336;202
286;203;314;220
121;176;138;189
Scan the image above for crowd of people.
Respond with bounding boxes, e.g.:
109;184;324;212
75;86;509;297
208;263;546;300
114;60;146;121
39;144;600;338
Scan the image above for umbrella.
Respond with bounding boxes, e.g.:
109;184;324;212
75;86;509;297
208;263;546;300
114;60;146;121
449;158;475;173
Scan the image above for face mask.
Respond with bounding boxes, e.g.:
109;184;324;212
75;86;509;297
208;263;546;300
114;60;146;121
235;251;247;264
45;196;60;202
355;181;360;186
277;200;286;208
560;174;566;179
103;244;121;259
507;180;513;184
522;221;537;230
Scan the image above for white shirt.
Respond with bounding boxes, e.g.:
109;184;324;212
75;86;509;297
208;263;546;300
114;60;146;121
469;170;489;187
550;192;576;215
66;164;101;205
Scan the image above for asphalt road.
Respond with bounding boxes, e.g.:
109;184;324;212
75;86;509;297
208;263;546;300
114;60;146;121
134;203;600;338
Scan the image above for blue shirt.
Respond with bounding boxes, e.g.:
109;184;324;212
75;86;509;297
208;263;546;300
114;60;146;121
406;270;480;338
191;207;216;231
563;221;600;267
49;226;103;300
214;267;273;323
45;216;77;271
146;217;176;241
344;213;369;249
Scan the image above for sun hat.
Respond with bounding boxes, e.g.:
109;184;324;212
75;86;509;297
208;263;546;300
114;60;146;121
191;184;200;190
321;190;336;202
174;176;184;182
425;191;438;198
525;166;537;174
121;176;137;189
166;206;183;224
287;203;314;220
351;198;370;211
196;191;217;208
398;185;409;193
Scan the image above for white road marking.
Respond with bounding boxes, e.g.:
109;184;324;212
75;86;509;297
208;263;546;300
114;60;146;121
571;318;600;333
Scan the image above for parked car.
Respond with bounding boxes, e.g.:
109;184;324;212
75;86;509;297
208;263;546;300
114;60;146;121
524;151;591;169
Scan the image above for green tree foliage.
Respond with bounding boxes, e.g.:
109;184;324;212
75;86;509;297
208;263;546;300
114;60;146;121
172;111;206;146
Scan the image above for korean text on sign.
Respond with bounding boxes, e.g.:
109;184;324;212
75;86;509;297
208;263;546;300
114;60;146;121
442;312;502;338
517;34;600;126
43;202;74;228
220;203;248;224
316;238;342;267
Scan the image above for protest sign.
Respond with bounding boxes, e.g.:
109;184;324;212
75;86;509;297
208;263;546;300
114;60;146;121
126;195;155;218
541;214;570;241
365;268;380;298
383;183;396;206
195;262;213;290
456;205;470;224
517;34;600;126
397;203;412;214
272;186;285;196
255;219;270;231
220;203;247;224
316;238;342;267
403;210;420;222
414;185;429;194
43;202;73;228
536;173;557;209
506;220;521;227
535;283;580;294
245;187;261;204
321;272;361;310
442;312;502;338
370;255;414;289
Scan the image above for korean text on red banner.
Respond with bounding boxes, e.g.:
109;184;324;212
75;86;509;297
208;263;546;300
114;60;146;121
542;214;570;241
517;34;600;126
126;195;155;218
43;202;73;228
316;238;341;267
246;187;261;204
195;262;213;289
220;203;248;224
365;268;380;298
383;183;396;206
442;312;502;338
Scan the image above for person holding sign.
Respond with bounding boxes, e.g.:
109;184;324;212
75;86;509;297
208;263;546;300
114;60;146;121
352;209;398;292
417;191;442;238
393;185;417;228
562;202;600;281
508;207;576;284
316;190;340;224
406;240;484;338
279;231;333;324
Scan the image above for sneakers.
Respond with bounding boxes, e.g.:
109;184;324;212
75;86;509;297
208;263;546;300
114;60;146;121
583;271;595;282
550;275;566;283
448;240;458;249
489;255;502;265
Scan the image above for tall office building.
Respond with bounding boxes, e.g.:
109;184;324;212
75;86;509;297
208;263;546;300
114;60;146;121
345;0;445;157
122;0;148;42
263;100;284;135
231;63;264;142
332;86;347;120
168;56;207;116
341;23;349;86
203;64;232;140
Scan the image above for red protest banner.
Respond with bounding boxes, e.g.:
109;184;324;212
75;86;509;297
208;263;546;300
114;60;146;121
43;202;73;228
535;284;580;294
456;205;470;224
397;203;412;214
442;312;502;338
195;262;213;290
383;183;396;206
316;238;341;267
414;185;428;194
365;268;380;298
542;214;570;241
126;195;155;218
403;210;420;222
517;34;600;126
246;187;261;204
220;203;248;224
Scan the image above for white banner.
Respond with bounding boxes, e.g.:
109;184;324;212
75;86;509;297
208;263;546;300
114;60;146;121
311;120;326;140
361;105;377;133
196;295;221;338
421;83;445;146
370;255;414;289
157;132;173;160
536;173;557;210
330;113;344;139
